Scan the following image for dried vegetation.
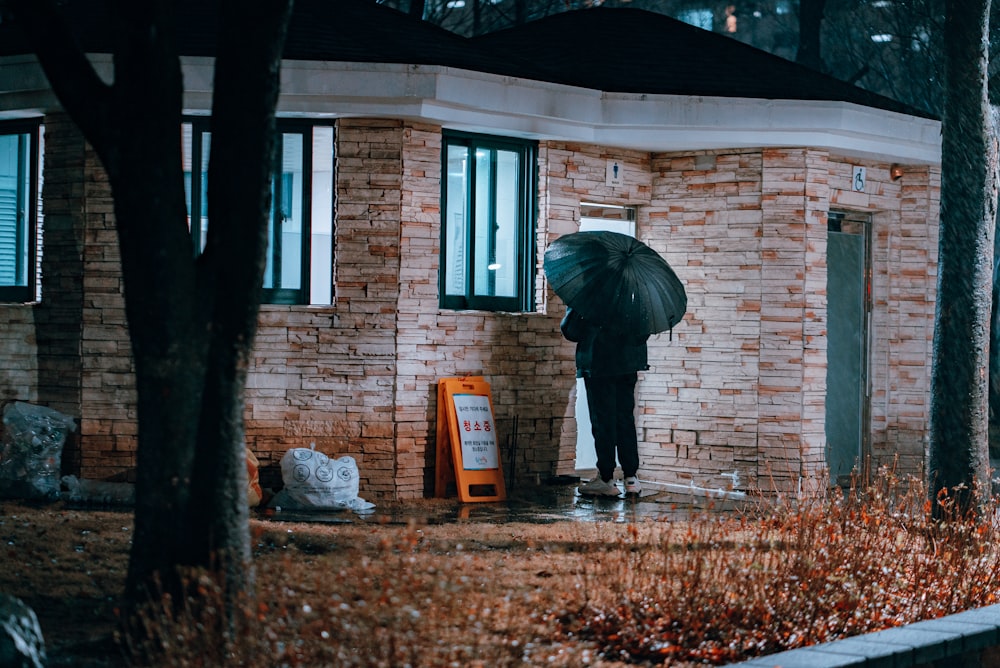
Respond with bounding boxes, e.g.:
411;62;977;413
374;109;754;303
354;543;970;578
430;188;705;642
1;468;998;667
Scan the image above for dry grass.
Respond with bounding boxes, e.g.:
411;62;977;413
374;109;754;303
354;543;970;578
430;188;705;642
1;469;999;667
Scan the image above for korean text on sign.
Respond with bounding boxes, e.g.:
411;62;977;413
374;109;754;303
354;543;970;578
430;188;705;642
451;394;499;470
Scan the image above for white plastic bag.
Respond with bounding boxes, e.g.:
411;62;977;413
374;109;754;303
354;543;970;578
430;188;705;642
273;445;374;512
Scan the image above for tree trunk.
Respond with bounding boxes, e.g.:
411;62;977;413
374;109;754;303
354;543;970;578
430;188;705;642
514;0;528;25
929;0;997;513
7;0;293;646
990;1;1000;436
796;0;827;71
186;0;293;605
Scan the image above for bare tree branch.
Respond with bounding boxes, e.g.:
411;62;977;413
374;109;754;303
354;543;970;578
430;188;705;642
6;0;113;149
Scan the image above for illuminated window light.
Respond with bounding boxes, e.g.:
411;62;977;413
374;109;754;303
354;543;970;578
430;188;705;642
678;8;712;30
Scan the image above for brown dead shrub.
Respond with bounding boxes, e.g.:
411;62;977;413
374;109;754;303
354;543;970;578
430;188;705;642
2;467;998;667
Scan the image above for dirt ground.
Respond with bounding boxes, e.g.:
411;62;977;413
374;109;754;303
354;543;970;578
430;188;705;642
4;488;996;667
0;499;669;667
0;502;134;666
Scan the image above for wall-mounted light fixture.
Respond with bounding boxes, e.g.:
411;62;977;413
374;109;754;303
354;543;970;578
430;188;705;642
890;164;904;181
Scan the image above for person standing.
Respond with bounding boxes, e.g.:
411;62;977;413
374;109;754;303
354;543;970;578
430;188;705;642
561;307;649;497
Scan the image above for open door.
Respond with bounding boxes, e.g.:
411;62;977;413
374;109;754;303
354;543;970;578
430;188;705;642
573;203;637;472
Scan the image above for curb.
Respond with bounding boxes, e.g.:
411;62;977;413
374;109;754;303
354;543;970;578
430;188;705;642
728;604;1000;667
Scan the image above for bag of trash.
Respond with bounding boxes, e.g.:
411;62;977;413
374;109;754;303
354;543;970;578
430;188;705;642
61;475;135;506
271;444;374;512
0;402;76;500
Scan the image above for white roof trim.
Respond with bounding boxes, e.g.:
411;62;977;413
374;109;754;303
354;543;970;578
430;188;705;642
0;55;942;164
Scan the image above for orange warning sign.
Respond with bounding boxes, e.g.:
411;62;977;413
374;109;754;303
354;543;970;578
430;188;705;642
435;376;506;502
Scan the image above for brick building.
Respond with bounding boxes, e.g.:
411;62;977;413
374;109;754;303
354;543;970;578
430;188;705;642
0;2;940;499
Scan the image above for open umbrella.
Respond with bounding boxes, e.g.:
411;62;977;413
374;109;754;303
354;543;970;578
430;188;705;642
543;230;687;338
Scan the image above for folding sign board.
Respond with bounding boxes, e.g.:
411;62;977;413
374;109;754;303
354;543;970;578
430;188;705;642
435;376;506;502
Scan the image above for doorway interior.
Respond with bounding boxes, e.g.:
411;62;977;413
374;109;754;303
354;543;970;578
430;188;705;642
573;203;637;472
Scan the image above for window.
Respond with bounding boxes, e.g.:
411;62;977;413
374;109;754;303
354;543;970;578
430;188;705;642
441;131;536;312
0;120;41;303
182;119;334;305
678;8;713;30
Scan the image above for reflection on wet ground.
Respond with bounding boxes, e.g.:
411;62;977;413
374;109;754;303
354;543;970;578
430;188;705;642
264;478;750;526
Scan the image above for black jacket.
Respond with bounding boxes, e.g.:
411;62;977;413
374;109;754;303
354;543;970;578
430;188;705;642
560;308;649;378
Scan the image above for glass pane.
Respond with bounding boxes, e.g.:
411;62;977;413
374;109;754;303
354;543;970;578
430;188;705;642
473;148;518;298
182;123;192;231
310;126;334;305
198;135;210;252
181;124;209;253
444;144;469;297
0;133;29;287
265;133;304;290
473;148;492;296
491;149;519;298
265;177;275;288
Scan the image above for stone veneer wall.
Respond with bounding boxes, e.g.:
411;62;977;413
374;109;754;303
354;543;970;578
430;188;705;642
48;112;137;478
643;150;766;490
34;113;88;424
0;305;37;408
641;149;938;493
4;113;939;499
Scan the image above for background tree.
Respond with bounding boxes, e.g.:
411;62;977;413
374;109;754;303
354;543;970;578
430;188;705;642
821;0;943;115
4;0;294;646
796;0;827;70
928;0;996;508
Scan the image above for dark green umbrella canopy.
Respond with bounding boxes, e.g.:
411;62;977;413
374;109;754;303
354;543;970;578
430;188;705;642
544;231;687;338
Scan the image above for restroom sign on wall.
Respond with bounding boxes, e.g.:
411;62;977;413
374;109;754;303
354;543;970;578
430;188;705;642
852;166;866;192
606;160;624;187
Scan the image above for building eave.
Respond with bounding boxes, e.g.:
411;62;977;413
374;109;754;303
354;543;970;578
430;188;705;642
0;55;942;165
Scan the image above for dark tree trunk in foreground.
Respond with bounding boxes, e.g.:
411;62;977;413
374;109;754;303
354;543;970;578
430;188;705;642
990;3;1000;445
796;0;827;71
929;0;997;512
6;0;293;644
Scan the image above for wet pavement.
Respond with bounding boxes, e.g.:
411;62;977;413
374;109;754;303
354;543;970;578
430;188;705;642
265;477;750;526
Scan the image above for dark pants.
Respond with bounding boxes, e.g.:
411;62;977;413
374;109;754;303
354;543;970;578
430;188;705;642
584;372;639;481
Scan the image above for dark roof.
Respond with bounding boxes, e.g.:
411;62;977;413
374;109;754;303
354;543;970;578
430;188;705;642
470;8;931;118
0;0;931;119
0;0;527;74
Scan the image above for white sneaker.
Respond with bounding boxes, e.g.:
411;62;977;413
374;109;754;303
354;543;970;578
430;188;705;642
578;477;620;497
624;476;641;495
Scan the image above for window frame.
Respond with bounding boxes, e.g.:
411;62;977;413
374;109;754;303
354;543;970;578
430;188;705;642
264;122;315;305
183;117;332;306
0;119;41;304
439;130;537;313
